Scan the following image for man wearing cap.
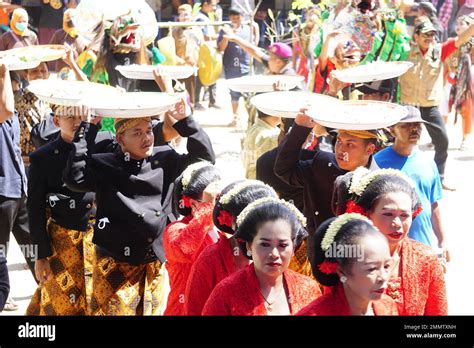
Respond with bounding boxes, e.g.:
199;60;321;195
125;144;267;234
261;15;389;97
274;111;381;238
375;106;449;263
217;7;253;126
63;101;215;315
406;2;444;40
399;16;474;190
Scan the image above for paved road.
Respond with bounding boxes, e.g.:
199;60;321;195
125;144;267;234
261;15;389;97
2;79;473;315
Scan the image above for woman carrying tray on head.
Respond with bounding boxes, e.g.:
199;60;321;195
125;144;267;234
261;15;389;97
63;98;215;315
0;8;38;51
313;32;361;96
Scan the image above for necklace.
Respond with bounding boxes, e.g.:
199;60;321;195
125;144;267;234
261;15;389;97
261;286;284;310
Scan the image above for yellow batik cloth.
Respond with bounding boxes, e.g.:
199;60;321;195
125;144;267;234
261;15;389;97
26;219;89;316
83;227;95;315
288;239;314;278
89;248;164;316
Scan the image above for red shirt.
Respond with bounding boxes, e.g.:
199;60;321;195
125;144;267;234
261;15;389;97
202;264;321;316
297;283;398;316
420;38;457;62
163;202;216;316
388;238;448;316
313;60;336;94
184;235;237;315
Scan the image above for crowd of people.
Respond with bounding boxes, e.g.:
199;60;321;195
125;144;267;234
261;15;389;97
0;0;472;316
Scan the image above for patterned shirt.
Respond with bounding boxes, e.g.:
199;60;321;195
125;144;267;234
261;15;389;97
15;89;52;157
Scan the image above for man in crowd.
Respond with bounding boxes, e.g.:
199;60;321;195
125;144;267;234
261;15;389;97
0;63;35;311
63;99;215;315
399;16;474;190
375;106;450;262
274;111;381;237
217;6;253;126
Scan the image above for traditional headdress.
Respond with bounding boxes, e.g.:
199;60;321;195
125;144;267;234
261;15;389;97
345;167;423;218
236;197;307;229
318;213;374;275
114;117;152;134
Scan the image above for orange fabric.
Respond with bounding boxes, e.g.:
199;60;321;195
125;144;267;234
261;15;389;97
389;238;448;315
184;235;237;315
288;239;315;279
314;60;335;94
461;93;473;135
163;202;216;316
0;10;8;27
202;264;321;316
297;283;398;316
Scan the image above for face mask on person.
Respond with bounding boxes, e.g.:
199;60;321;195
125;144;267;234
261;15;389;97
15;22;27;33
11;8;29;36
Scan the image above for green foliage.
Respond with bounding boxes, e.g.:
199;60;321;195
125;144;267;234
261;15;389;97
292;0;315;10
